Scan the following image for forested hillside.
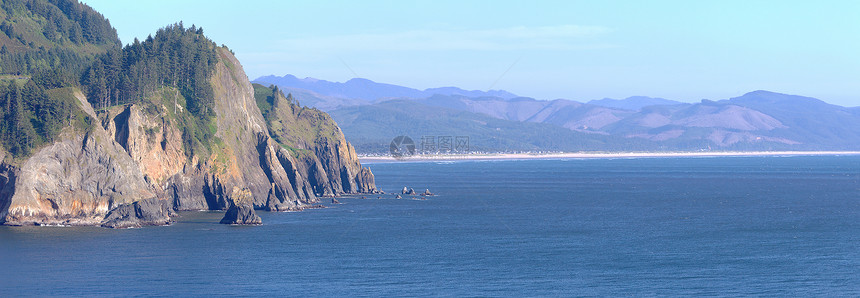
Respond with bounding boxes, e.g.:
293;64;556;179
0;0;118;157
0;0;220;159
0;0;119;77
82;23;221;159
0;0;377;227
81;23;217;114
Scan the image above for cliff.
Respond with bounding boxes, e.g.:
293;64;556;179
253;85;377;197
0;88;159;226
0;48;377;227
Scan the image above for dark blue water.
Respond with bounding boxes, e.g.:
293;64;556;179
1;156;858;296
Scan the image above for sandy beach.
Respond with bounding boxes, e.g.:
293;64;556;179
359;151;860;163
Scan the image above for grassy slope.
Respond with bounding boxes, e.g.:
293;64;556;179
44;86;93;131
253;83;340;157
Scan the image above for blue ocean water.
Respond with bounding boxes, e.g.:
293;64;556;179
1;156;858;296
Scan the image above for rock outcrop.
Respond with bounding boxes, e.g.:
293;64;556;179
102;198;174;229
219;203;261;225
0;48;376;227
255;85;378;197
219;190;262;225
1;124;156;226
103;104;187;189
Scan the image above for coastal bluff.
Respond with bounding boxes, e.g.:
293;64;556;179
0;48;377;228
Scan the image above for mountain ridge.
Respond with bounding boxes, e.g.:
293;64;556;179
317;88;860;152
588;96;684;110
254;74;518;101
253;73;859;152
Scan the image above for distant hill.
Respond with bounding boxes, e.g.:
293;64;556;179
277;86;368;111
256;74;860;152
715;90;860;149
588;96;683;110
584;91;860;150
414;95;574;122
316;90;860;153
412;95;638;133
254;74;518;102
327;99;658;153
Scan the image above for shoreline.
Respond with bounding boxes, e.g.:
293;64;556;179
359;151;860;163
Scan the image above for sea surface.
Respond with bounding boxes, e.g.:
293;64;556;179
1;156;858;296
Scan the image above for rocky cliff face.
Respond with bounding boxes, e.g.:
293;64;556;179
0;89;158;226
0;48;376;227
255;85;378;198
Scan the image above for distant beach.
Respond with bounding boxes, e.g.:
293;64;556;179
360;151;860;163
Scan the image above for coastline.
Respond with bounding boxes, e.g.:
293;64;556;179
359;151;860;163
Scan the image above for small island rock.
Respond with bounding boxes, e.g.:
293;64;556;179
220;204;262;225
220;192;262;225
102;198;174;229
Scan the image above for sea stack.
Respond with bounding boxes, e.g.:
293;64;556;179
220;193;262;225
102;198;174;229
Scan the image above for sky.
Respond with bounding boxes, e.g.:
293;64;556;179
81;0;860;106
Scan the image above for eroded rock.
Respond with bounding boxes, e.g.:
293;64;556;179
102;198;174;229
220;189;261;225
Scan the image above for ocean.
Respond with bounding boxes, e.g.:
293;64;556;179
1;156;858;296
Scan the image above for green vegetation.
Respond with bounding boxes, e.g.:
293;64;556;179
136;86;218;160
44;87;92;131
0;0;221;159
82;22;218;117
0;0;120;87
278;142;310;158
0;80;87;156
252;83;338;153
82;22;220;159
0;0;115;157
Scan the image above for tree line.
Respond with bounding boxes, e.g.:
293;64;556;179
1;0;119;86
1;0;117;47
0;0;220;158
0;80;74;156
82;22;218;119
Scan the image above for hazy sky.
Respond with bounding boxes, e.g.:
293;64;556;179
82;0;860;106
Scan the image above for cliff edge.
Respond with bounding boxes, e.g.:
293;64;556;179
0;29;376;227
